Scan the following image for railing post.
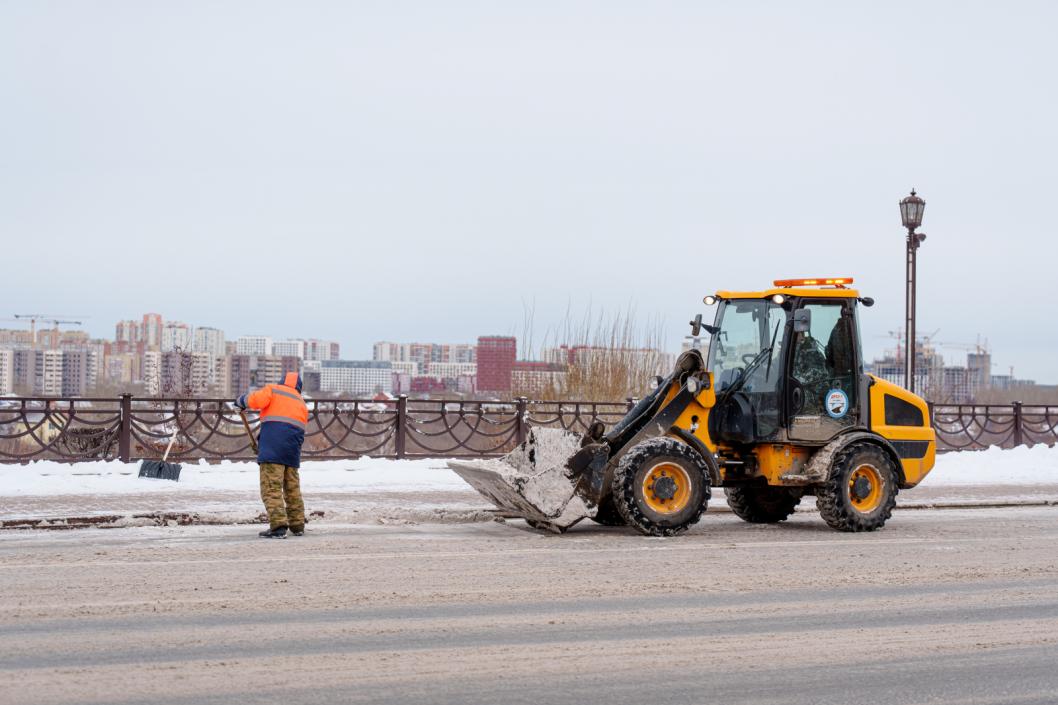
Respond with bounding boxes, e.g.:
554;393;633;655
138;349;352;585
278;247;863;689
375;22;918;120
395;394;407;458
1012;401;1024;448
118;394;132;462
515;397;529;445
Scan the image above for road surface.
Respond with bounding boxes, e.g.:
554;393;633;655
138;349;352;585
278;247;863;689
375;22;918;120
1;506;1057;705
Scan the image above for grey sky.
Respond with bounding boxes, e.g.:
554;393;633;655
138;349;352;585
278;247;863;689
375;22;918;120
2;1;1055;382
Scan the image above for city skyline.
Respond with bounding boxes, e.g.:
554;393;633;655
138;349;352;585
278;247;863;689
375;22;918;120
4;304;1050;385
1;305;1045;403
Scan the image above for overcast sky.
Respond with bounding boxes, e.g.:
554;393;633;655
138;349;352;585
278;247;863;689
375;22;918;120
2;1;1055;382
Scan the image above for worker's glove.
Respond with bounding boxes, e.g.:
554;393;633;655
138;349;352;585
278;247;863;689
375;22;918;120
233;396;247;411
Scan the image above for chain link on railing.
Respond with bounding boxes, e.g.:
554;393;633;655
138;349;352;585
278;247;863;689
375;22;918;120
1;396;1054;463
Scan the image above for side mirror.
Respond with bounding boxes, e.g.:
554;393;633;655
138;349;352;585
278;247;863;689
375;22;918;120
793;308;812;333
689;313;703;337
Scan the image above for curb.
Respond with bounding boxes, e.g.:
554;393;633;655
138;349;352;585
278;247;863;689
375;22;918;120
3;500;1055;531
1;510;326;531
486;499;1058;521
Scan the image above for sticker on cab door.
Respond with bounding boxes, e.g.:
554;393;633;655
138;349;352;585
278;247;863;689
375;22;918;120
825;389;849;419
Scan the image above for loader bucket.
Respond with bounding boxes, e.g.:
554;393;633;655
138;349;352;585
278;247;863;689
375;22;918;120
447;428;595;531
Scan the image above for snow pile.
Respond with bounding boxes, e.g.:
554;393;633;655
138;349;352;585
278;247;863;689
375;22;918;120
504;427;582;475
494;427;586;517
445;428;591;526
922;444;1058;486
0;444;1055;502
0;457;467;498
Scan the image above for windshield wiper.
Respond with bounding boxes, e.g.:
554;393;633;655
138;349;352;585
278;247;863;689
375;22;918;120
763;319;782;381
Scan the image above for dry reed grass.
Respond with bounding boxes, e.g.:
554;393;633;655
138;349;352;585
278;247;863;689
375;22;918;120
514;304;673;402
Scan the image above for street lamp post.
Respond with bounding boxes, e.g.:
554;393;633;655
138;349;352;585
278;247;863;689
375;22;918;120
899;189;926;393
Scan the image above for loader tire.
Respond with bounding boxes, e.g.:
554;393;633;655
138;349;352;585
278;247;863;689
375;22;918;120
725;485;801;523
589;497;624;526
612;438;710;537
816;443;898;532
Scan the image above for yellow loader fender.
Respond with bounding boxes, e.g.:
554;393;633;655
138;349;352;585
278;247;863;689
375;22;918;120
797;431;906;487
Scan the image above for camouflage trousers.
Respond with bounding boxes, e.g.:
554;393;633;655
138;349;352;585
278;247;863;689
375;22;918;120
259;463;305;531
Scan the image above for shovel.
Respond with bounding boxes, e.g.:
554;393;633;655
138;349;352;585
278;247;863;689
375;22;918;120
238;409;259;455
138;425;182;481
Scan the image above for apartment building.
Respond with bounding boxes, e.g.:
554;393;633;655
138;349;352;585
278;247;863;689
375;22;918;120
142;351;161;395
115;319;140;345
374;342;476;367
236;336;273;356
320;360;393;395
161;322;192;353
12;348;37;394
141;313;163;350
511;361;567;396
34;350;64;396
425;362;477;379
476;336;516;393
192;327;226;358
220;354;254;397
0;329;34;346
105;353;139;386
157;351;211;396
304;339;340;361
389;360;420;376
60;348;98;396
254;355;300;386
0;348;13;395
273;339;306;359
192;327;226;383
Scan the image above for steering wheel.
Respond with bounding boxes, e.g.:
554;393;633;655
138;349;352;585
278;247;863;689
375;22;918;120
788;378;805;415
741;353;758;365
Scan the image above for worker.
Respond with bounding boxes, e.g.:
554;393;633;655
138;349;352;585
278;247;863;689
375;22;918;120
235;372;308;539
792;333;829;415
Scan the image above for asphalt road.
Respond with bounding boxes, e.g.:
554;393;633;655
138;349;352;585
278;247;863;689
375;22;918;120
1;506;1057;705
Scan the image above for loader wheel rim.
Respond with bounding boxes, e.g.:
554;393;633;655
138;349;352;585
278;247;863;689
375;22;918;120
642;462;692;514
848;464;883;513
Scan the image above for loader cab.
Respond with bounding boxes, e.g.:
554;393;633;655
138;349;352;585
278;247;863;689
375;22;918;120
704;278;865;447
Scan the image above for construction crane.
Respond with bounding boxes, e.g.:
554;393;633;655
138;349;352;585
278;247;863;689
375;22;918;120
42;320;84;349
12;314;50;346
933;336;991;355
12;314;87;348
876;327;940;363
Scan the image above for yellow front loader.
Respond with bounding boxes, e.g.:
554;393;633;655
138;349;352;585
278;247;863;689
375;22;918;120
449;278;936;535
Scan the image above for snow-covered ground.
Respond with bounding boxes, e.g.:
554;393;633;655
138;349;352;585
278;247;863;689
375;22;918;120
924;445;1058;486
0;445;1055;523
0;457;466;497
2;444;1056;497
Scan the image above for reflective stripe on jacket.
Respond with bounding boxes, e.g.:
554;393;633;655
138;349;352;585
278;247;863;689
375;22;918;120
240;372;308;467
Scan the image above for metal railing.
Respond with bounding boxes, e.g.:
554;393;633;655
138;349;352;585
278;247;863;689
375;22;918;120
931;402;1058;451
0;395;633;463
1;395;1054;463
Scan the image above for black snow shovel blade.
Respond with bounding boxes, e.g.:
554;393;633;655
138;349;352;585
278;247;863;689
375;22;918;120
139;426;182;481
138;459;182;481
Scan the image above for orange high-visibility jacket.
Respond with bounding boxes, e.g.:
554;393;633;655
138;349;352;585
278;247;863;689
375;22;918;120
239;372;308;467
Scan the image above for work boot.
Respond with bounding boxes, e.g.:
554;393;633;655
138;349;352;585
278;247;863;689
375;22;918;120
258;526;288;539
289;526;304;537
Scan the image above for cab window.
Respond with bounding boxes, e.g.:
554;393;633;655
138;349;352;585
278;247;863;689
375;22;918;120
790;301;857;424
